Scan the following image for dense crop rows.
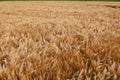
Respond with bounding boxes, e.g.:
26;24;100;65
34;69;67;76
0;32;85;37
0;1;120;80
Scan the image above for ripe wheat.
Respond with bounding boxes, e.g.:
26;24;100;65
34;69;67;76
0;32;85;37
0;1;120;80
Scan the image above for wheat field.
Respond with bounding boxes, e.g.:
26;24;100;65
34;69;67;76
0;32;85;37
0;1;120;80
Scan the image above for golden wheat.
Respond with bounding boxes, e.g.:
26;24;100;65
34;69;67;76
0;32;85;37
0;1;120;80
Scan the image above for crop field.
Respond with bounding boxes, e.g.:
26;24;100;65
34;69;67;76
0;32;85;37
0;1;120;80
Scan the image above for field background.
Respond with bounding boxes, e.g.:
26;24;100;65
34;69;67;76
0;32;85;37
0;1;120;80
0;0;120;1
